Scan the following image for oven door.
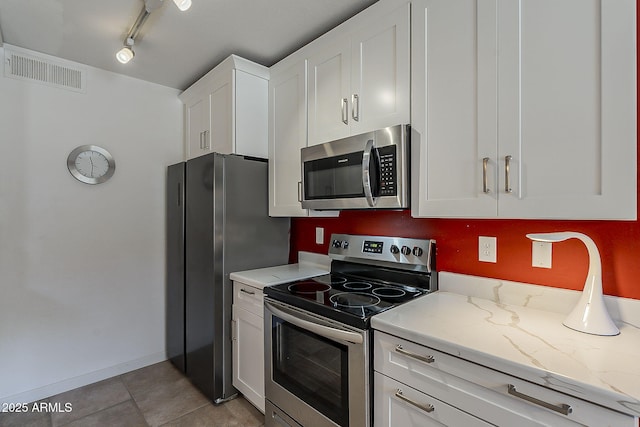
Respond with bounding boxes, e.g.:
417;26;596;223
264;298;369;427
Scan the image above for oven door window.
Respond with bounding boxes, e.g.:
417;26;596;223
272;317;349;427
304;151;364;200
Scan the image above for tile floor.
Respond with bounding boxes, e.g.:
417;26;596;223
0;361;265;427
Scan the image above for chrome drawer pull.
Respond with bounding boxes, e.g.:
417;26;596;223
395;345;435;364
240;288;256;295
507;384;572;416
395;389;435;413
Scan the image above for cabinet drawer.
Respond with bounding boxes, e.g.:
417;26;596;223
375;372;491;427
374;331;634;427
233;282;263;317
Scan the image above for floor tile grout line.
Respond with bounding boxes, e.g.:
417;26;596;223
156;401;213;427
118;373;151;426
118;368;214;427
53;397;144;427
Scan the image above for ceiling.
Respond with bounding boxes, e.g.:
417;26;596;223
0;0;378;90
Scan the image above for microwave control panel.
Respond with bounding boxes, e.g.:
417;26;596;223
378;146;396;196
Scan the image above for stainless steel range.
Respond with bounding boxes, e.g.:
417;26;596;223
264;234;437;427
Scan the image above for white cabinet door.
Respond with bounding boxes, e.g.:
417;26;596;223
411;0;498;218
412;0;636;220
350;2;410;136
374;372;491;427
236;70;269;159
232;305;265;413
307;38;351;146
209;75;233;155
269;60;309;217
497;0;636;219
186;97;211;159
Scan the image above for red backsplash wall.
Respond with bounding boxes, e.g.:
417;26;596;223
289;3;640;301
290;212;640;300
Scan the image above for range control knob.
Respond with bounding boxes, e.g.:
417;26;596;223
332;239;342;248
401;246;412;256
342;241;349;249
390;245;400;254
412;246;424;257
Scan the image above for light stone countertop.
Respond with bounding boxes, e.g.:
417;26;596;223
229;251;329;290
371;272;640;418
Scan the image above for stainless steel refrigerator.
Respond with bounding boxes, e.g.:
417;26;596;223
166;153;290;403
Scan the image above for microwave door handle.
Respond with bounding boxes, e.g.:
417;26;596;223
362;139;376;207
265;301;363;345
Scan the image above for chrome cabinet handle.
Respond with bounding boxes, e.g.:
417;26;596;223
395;345;435;364
203;130;209;149
341;98;349;125
507;384;572;416
199;131;204;149
240;288;255;295
482;157;490;194
395;389;435;413
297;181;302;202
505;155;513;193
352;94;359;121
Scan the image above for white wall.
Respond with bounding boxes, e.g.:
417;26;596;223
0;46;183;403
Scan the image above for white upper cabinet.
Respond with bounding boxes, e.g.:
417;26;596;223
268;59;309;217
268;0;408;217
180;55;269;160
411;0;637;219
307;2;410;146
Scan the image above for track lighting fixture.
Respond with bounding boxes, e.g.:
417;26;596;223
115;0;191;64
173;0;192;11
116;38;135;64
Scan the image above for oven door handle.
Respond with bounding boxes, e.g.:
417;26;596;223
265;301;363;345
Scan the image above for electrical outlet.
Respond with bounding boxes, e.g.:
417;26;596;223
478;236;497;263
532;241;552;268
315;227;324;245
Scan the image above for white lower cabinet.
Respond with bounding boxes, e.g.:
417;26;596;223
373;331;635;427
232;282;265;412
375;372;491;426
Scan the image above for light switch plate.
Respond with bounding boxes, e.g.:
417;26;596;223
478;236;497;263
315;227;324;245
532;241;552;268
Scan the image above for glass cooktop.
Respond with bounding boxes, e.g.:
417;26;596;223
264;273;428;329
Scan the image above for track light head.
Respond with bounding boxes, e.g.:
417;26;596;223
173;0;192;11
116;38;135;64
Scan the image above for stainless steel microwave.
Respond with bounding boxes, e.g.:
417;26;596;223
301;124;409;210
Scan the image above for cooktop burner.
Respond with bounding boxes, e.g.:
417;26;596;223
330;292;381;308
287;281;331;295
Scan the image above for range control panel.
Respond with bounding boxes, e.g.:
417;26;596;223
329;233;435;272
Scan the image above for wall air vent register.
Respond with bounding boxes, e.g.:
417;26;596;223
3;46;86;93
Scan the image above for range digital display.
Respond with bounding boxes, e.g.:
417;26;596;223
363;240;384;254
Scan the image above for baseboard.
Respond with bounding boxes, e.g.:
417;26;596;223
0;352;167;404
